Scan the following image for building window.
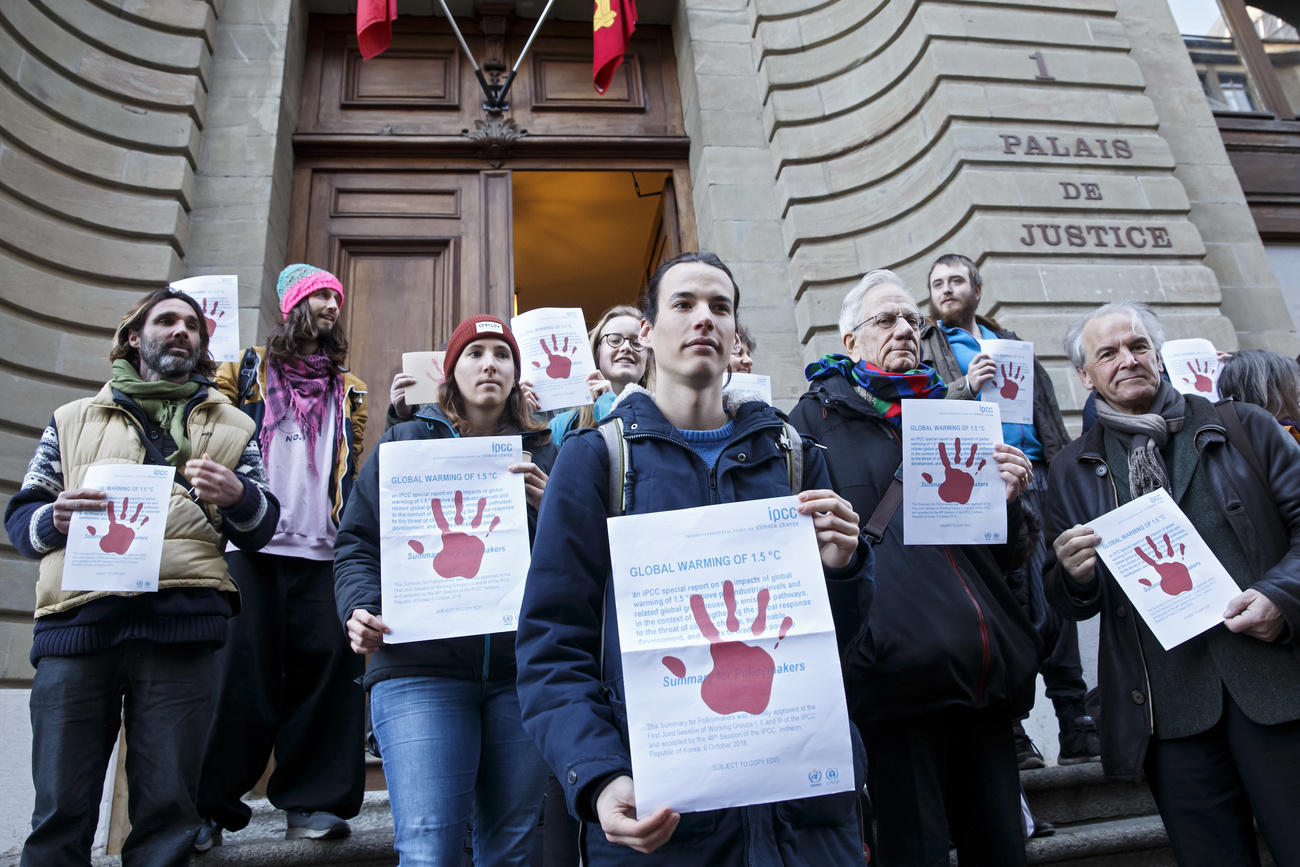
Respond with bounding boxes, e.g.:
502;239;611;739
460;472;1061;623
1171;0;1299;119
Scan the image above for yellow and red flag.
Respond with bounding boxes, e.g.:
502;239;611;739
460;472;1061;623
358;0;398;60
593;0;637;93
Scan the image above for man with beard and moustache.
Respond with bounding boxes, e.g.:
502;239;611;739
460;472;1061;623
918;253;1097;771
194;265;368;847
4;287;279;865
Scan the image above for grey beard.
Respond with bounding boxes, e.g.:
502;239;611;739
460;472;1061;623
139;337;196;378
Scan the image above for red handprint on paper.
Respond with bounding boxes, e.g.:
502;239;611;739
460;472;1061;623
86;498;148;555
201;298;225;337
1135;534;1193;596
661;580;794;716
1181;359;1215;393
406;491;501;579
532;334;579;380
998;362;1024;400
921;437;987;505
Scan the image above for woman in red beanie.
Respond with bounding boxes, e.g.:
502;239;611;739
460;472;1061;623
333;314;557;865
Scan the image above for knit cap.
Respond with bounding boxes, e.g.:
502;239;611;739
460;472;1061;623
443;315;521;379
277;264;344;318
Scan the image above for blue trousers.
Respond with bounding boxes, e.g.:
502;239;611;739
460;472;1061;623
23;641;218;867
370;676;549;866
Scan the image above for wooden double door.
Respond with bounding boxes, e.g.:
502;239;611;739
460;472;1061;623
290;14;692;459
291;164;684;458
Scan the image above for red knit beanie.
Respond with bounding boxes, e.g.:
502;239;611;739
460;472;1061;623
443;315;521;379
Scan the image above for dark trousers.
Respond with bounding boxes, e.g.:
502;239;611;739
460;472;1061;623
864;709;1027;867
23;641;218;867
197;551;364;830
1145;690;1300;867
1022;465;1088;721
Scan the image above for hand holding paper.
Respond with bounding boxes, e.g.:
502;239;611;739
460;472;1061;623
1053;524;1102;583
992;443;1034;503
52;488;108;534
796;489;859;569
596;776;679;854
346;608;391;654
966;353;996;393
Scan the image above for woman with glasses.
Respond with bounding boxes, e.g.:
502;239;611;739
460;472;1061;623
538;304;651;445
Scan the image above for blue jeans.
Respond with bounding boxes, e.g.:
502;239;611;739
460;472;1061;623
23;641;217;867
370;676;549;866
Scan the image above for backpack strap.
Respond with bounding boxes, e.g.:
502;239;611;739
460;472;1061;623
1215;399;1289;558
1216;399;1269;490
236;346;260;407
863;465;905;544
598;416;629;518
779;421;804;493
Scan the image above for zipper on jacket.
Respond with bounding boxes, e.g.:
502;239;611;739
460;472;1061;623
943;546;990;706
623;431;720;504
482;635;492;681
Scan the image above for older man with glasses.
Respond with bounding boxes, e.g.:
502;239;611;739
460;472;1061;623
918;253;1095;774
790;269;1040;867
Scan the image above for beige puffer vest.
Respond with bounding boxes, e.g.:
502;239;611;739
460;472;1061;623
35;383;255;618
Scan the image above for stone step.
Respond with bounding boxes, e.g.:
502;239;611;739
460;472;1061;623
1021;763;1157;826
1023;815;1173;866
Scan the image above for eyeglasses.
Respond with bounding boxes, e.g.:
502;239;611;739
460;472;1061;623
851;311;925;333
600;333;646;352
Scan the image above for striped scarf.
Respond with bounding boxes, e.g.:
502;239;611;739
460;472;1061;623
804;354;947;427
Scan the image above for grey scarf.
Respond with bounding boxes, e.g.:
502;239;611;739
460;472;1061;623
1094;380;1186;499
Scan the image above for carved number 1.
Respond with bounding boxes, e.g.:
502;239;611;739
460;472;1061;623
1030;50;1054;81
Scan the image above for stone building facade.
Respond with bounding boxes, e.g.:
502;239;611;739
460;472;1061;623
0;0;1297;852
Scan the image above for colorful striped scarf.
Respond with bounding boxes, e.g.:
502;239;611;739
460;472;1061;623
260;354;343;477
804;354;947;427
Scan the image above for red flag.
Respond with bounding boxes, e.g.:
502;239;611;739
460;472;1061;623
593;0;637;93
357;0;398;60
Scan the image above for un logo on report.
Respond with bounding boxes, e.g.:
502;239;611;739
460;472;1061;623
826;768;839;782
808;769;822;784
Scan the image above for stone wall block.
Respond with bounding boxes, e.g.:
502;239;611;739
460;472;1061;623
37;0;208;75
0;621;36;683
683;8;753;44
0;192;180;285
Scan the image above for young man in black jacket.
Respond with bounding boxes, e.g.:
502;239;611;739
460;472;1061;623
791;269;1040;867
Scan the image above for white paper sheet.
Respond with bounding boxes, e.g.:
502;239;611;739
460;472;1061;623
402;351;446;406
1087;488;1243;650
608;496;854;816
378;437;530;642
62;464;175;592
902;399;1006;545
1162;338;1220;401
977;338;1035;425
170;275;240;363
511;307;597;412
723;372;773;405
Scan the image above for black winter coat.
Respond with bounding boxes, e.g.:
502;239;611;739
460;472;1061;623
1043;396;1300;780
334;405;556;689
790;375;1040;724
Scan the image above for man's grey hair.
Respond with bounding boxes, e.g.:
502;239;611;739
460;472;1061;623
1064;302;1165;368
838;269;909;337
